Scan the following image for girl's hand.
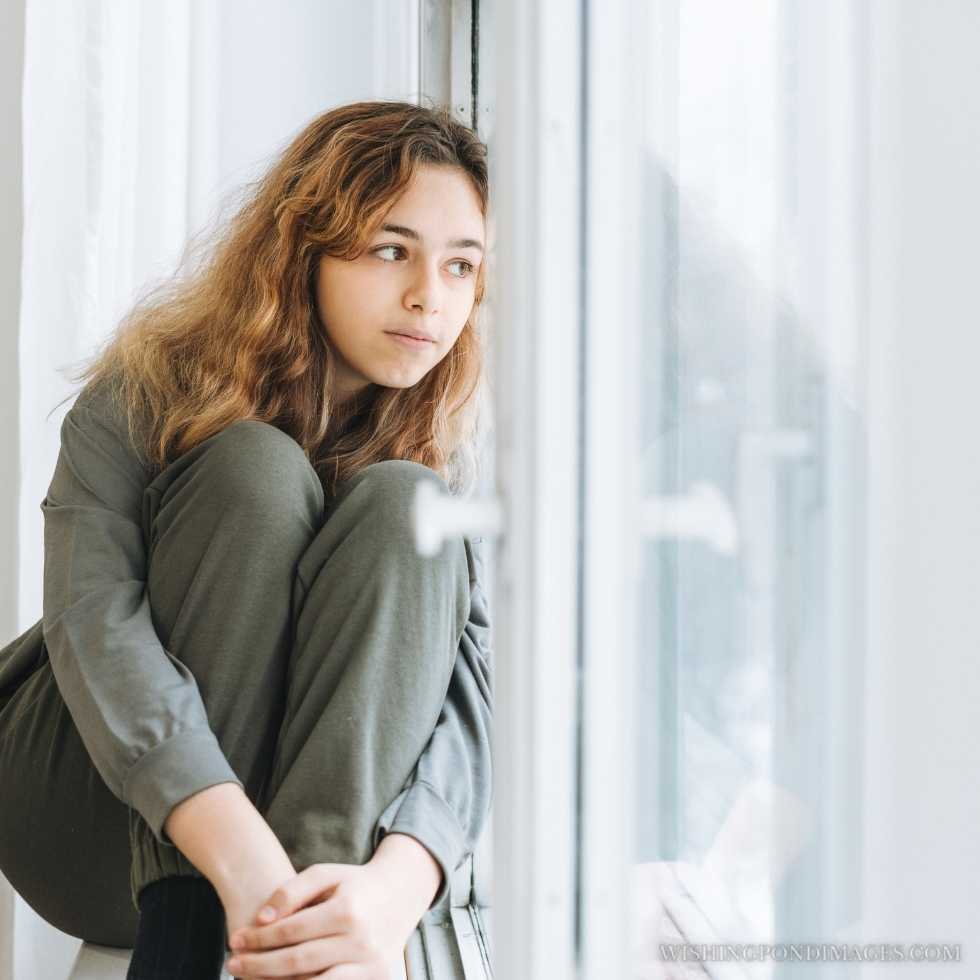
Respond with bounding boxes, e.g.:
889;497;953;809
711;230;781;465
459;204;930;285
224;859;426;979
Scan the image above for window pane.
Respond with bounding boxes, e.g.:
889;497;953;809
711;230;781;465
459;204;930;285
635;2;866;974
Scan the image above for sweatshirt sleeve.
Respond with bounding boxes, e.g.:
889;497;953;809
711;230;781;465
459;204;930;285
371;535;494;910
40;390;243;845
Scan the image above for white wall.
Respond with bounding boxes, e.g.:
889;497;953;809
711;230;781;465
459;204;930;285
863;0;980;970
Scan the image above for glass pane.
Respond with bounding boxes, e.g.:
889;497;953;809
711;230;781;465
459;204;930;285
634;3;865;976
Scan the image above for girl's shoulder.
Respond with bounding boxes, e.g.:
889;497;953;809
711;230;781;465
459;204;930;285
67;372;155;478
72;373;117;417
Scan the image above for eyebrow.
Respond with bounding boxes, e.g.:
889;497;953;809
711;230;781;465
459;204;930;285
379;223;484;253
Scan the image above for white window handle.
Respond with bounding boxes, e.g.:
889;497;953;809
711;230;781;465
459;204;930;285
414;479;738;556
412;480;505;556
640;482;739;555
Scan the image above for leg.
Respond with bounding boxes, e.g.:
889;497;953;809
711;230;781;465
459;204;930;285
130;422;470;897
261;457;471;869
128;419;326;898
0;418;321;948
0;653;138;947
0;419;469;948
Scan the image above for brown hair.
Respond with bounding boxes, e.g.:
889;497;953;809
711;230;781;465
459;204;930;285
67;99;490;496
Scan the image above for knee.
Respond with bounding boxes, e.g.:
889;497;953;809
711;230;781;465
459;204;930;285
358;459;447;494
198;420;323;523
336;459;451;554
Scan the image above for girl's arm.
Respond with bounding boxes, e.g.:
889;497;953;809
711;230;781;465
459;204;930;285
41;384;257;899
164;782;295;934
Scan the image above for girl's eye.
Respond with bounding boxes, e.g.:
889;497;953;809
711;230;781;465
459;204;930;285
447;260;475;279
373;245;475;280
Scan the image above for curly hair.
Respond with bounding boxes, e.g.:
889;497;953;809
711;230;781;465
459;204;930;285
67;99;491;496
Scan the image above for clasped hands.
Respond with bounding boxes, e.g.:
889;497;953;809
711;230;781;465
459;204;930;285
225;834;440;980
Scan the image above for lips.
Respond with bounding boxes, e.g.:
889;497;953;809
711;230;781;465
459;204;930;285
386;332;434;350
386;327;435;342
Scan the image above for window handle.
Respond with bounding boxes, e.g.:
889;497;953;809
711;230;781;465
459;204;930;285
641;482;738;555
414;480;737;555
413;480;505;556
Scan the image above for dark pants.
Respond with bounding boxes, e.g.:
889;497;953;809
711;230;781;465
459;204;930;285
0;420;473;949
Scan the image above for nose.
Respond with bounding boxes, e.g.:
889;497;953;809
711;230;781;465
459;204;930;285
403;260;440;316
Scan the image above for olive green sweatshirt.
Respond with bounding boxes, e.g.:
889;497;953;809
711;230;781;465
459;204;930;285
0;381;493;909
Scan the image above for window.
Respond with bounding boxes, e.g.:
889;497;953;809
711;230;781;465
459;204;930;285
488;1;869;977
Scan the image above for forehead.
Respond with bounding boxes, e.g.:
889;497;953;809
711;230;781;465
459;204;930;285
382;166;484;227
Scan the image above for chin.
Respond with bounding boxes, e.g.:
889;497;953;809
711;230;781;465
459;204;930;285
373;370;429;390
382;379;426;392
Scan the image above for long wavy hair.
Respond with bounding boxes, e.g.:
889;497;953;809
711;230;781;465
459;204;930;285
66;100;491;496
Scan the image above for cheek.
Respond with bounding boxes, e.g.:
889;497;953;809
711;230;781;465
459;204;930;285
450;292;477;335
317;269;377;333
438;321;470;360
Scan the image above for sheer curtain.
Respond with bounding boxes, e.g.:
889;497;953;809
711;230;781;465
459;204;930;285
5;2;417;976
17;0;223;629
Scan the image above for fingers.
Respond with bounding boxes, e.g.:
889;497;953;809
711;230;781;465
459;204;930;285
231;865;361;953
254;974;320;980
254;863;355;924
226;934;356;977
231;902;329;951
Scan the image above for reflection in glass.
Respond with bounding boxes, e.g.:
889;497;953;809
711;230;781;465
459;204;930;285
633;3;866;977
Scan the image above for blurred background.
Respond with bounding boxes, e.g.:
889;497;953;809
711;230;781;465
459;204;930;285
2;2;979;979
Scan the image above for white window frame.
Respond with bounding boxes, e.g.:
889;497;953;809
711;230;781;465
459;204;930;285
487;0;584;977
421;0;645;974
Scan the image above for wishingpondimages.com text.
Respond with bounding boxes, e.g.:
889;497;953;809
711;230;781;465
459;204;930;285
659;943;962;965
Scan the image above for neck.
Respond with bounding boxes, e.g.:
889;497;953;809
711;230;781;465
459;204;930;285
328;384;375;438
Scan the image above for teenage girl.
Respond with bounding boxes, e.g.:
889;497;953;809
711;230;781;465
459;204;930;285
0;100;493;980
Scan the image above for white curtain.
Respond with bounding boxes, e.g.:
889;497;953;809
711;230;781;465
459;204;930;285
18;0;221;630
13;3;219;975
6;1;417;976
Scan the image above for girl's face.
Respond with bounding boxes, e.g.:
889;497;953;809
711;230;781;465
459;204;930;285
314;164;486;405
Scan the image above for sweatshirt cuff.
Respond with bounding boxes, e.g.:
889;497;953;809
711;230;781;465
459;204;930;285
372;780;466;911
122;729;244;845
